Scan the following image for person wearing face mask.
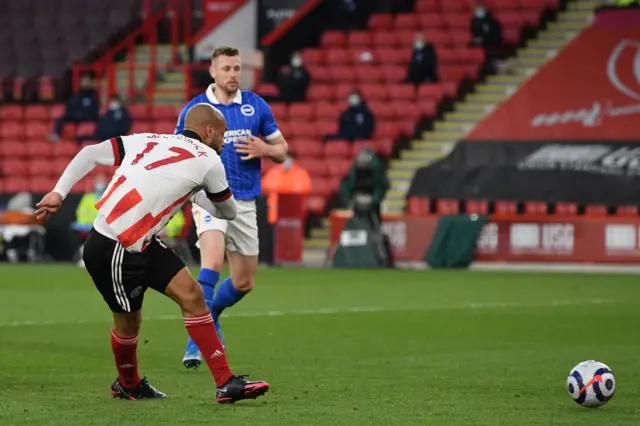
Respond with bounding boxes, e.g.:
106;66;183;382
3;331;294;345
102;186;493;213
261;153;312;226
77;94;133;143
470;2;502;49
407;33;438;85
49;75;100;142
331;91;375;142
276;52;311;102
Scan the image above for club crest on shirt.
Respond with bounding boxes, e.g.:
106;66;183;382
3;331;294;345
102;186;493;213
224;129;251;144
240;104;255;117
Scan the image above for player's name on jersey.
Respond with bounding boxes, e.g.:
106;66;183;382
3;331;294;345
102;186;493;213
223;129;252;144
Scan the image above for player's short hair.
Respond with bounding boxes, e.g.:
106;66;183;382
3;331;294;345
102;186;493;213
211;46;240;60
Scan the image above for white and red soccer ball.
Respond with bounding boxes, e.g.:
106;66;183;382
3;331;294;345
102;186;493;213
567;360;616;408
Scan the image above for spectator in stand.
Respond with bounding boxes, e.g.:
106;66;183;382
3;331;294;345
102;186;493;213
261;153;312;225
49;75;100;142
406;33;438;84
330;90;375;142
470;1;503;50
77;94;132;143
276;52;311;102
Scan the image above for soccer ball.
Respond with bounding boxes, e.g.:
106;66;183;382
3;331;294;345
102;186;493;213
567;360;616;408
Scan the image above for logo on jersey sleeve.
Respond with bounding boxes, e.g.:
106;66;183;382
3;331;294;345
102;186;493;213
224;129;252;144
241;104;255;117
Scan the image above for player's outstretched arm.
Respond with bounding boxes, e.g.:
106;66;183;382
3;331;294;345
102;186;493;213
35;139;117;219
190;190;237;220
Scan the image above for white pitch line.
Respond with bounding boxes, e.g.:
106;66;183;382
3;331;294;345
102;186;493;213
0;298;614;328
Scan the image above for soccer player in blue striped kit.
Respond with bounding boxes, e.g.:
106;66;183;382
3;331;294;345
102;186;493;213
175;46;289;368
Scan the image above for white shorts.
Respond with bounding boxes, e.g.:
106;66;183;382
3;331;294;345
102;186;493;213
192;200;259;256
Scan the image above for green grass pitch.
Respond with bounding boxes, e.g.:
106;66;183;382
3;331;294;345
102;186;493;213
0;264;639;425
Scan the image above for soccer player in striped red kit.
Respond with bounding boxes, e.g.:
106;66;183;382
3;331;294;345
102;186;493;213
35;104;269;403
176;46;289;368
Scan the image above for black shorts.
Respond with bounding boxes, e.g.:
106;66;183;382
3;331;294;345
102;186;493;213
82;229;185;313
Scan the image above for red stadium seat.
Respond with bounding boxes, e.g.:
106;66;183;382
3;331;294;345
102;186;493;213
301;49;325;66
427;31;454;47
440;66;467;83
325;48;352;65
306;196;327;214
387;84;416;101
1;122;24;139
415;0;440;13
348;31;372;47
269;103;287;121
0;141;28;157
2;159;29;176
307;84;336;101
0;106;24;120
352;140;375;156
321;31;347;48
26;141;55;158
397;31;417;46
350;48;380;65
372;32;399;47
369;101;396;120
29;177;56;193
503;28;521;45
289;121;318;138
457;48;486;65
466;200;489;214
128;104;152;121
297;158;327;177
442;0;474;12
24;105;49;121
328;66;357;83
53;158;70;175
359;84;388;101
335;84;356;100
152;105;179;120
28;159;54;176
132;122;154;134
616;206;639;216
585;205;608;217
24;122;50;140
315;121;338;137
355;66;383;82
444;13;471;29
310;177;332;197
76;122;96;137
152;121;176;134
61;123;77;140
495;201;517;215
369;14;393;30
418;84;445;103
380;66;407;82
288;104;314;120
328;159;352;178
419;14;445;29
407;196;431;215
392;102;421;121
291;139;323;158
376;48;412;65
451;31;471;47
324;140;350;158
523;10;542;27
394;14;420;30
442;81;460;98
555;202;577;216
53;142;78;157
254;83;279;97
437;48;458;66
51;104;66;119
3;177;29;193
436;199;460;214
524;201;548;215
375;121;402;139
374;138;394;157
314;102;342;120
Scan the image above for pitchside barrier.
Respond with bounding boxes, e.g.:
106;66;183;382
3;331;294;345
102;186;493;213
329;210;640;264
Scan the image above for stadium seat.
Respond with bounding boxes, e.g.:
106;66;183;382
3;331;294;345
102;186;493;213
2;159;29;176
380;66;407;82
314;102;342;120
359;84;388;101
555;202;577;216
307;84;336;101
53;158;70;175
0;141;28;157
292;139;323;158
351;48;380;65
310;177;333;197
288;104;314;120
328;66;357;83
26;140;55;158
524;201;548;214
324;140;350;158
374;138;394;157
375;121;402;139
436;199;460;214
254;83;279;97
444;13;471;29
616;206;639;216
394;14;420;30
372;32;399;47
355;66;383;83
289;121;318;138
306;195;327;214
297;158;327;177
301;49;325;66
419;14;445;29
153;105;179;120
397;31;417;46
321;31;347;48
1;122;24;139
348;31;372;47
351;140;374;156
387;84;416;101
269;103;287;121
128;104;152;121
53;142;78;157
51;104;66;119
585;205;608;217
437;48;458;66
328;159;352;178
495;201;517;215
428;31;455;47
131;122;153;134
369;14;393;30
466;200;489;214
407;196;431;215
315;120;338;136
415;0;441;13
326;48;352;65
419;101;438;119
392;102;422;121
440;66;467;84
418;84;445;103
76;122;96;137
451;31;471;47
3;177;30;193
61;123;77;140
29;177;56;193
24;105;49;120
28;159;54;176
152;121;176;134
0;105;24;120
369;101;396;120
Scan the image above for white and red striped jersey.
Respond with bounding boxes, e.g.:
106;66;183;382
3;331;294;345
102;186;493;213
92;132;231;252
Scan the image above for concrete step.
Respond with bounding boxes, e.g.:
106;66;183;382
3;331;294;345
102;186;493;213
568;0;602;11
310;227;329;240
443;111;485;122
400;150;447;161
527;38;568;49
515;55;549;67
455;102;494;114
547;20;591;31
422;130;466;141
388;168;416;179
434;121;474;132
558;10;594;21
304;238;329;249
390;158;429;169
486;74;526;85
518;47;557;58
412;140;455;151
465;92;507;103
